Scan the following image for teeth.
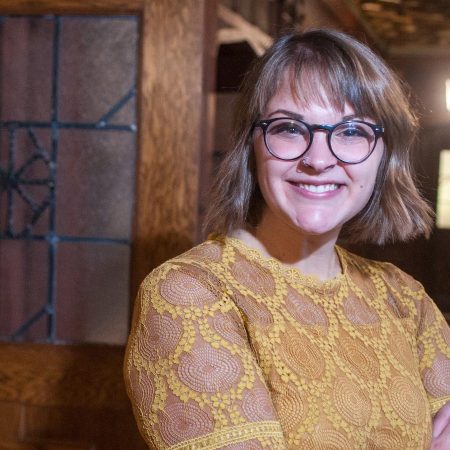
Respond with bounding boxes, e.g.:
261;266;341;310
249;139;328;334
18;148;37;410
298;183;339;193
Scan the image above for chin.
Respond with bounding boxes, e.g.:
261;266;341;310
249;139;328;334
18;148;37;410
289;219;341;237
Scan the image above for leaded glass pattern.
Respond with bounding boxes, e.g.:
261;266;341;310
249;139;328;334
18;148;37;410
0;15;139;344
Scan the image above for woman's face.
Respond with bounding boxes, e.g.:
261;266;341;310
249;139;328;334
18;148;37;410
253;78;384;241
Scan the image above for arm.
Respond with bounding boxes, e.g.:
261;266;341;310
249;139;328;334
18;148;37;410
411;279;450;446
124;261;287;449
431;401;450;450
416;293;450;416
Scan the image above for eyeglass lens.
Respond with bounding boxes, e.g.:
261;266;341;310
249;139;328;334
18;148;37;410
264;119;377;163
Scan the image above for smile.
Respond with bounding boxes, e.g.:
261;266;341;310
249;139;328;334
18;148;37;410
297;183;340;193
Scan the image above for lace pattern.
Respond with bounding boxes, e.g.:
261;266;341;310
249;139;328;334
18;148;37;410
125;236;450;449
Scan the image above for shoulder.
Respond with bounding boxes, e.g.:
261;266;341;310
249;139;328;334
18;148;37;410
339;246;433;326
339;246;425;293
143;238;223;278
139;237;229;309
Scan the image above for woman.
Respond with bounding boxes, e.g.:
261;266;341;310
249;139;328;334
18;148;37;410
125;29;450;449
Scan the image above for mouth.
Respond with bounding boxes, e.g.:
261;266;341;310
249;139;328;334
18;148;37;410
294;183;341;193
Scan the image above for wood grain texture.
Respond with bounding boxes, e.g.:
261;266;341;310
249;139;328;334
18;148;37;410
0;442;36;450
0;343;148;447
198;0;218;243
22;405;146;449
23;439;94;450
0;343;128;409
131;0;211;294
0;0;143;14
0;402;24;441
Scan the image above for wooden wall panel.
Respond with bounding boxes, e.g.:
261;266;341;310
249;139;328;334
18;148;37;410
0;402;23;442
132;0;213;292
0;343;128;408
23;405;143;449
0;1;214;447
0;0;143;14
0;343;147;448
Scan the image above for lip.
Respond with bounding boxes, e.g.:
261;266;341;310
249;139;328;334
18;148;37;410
287;180;344;197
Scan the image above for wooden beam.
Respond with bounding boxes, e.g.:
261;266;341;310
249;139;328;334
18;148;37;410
322;0;388;52
218;4;272;56
0;0;143;14
131;0;209;293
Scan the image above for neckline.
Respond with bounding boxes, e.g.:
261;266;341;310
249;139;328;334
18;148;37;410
218;234;348;292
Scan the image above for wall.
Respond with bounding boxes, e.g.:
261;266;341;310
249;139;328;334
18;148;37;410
385;54;450;312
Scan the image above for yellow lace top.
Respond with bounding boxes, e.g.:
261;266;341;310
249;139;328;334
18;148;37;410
124;236;450;449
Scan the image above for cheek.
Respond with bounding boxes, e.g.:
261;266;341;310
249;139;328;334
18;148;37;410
256;162;276;199
254;157;273;205
356;151;384;191
253;141;266;178
359;172;377;193
254;152;267;187
255;149;279;187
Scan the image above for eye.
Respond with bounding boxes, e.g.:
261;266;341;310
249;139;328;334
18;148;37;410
268;120;307;138
334;123;371;140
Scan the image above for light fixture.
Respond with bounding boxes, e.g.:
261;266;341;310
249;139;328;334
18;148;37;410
436;150;450;229
446;79;450;112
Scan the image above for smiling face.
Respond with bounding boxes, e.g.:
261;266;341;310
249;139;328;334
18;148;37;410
253;77;384;243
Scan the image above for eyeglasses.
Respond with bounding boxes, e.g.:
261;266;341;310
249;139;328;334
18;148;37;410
254;117;384;164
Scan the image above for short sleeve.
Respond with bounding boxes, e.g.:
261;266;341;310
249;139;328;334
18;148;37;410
415;288;450;415
124;261;287;449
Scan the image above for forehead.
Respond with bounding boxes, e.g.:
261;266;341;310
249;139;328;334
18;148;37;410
263;72;354;118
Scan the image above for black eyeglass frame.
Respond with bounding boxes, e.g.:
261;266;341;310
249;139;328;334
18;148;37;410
254;117;385;164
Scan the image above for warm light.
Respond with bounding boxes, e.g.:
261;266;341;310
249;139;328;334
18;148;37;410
446;79;450;112
436;150;450;229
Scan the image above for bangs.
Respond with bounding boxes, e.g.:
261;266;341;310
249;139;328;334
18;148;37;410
253;40;386;124
288;50;374;118
288;67;348;114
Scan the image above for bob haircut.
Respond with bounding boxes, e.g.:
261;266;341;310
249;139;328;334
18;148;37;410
204;28;433;244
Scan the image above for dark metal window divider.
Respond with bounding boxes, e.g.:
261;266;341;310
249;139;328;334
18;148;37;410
0;15;137;343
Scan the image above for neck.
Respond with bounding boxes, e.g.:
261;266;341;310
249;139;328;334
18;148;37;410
231;214;342;281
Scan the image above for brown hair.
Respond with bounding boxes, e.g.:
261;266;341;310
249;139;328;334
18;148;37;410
204;28;433;244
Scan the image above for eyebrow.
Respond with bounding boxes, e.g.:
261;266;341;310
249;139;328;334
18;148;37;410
267;109;304;120
266;109;360;123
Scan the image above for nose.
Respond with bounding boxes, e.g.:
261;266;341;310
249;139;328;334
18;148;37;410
298;130;338;172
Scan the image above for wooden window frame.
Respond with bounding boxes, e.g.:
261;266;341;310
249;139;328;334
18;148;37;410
0;0;214;299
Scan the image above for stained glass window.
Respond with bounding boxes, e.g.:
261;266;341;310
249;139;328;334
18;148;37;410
0;15;139;344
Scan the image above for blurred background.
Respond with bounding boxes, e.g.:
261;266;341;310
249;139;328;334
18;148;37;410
0;0;449;447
